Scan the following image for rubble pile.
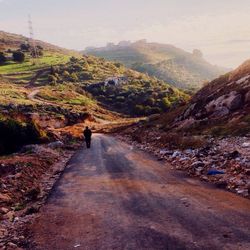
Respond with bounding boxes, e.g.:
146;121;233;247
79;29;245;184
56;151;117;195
117;133;250;199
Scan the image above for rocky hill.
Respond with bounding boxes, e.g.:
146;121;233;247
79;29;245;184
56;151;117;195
175;59;250;135
117;59;250;198
84;40;229;90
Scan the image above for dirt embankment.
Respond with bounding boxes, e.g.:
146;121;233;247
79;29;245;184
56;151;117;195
0;141;79;249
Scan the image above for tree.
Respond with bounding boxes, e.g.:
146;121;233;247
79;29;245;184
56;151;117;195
0;52;7;65
70;72;78;82
13;51;25;63
162;97;171;109
20;43;30;52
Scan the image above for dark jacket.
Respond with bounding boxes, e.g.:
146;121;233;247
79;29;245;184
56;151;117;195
84;129;92;140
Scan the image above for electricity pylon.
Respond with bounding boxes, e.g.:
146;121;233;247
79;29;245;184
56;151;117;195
28;14;38;64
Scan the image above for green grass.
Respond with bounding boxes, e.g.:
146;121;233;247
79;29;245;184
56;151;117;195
36;83;96;107
0;83;32;105
0;52;71;75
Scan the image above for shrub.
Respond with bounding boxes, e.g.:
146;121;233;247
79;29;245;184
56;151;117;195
0;52;7;65
70;72;79;82
20;43;30;52
0;119;45;155
48;74;57;85
13;51;25;63
162;97;171;109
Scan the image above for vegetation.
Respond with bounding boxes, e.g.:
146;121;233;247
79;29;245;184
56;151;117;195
47;57;189;116
0;52;7;65
85;40;228;90
0;117;45;155
13;51;25;63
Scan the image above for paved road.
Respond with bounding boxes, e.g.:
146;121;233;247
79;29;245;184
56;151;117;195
30;134;250;250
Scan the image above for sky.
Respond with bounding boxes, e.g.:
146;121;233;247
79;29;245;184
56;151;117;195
0;0;250;68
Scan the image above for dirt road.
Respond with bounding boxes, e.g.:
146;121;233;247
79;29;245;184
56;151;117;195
30;134;250;250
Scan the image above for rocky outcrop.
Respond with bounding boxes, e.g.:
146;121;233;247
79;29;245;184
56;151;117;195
176;60;250;131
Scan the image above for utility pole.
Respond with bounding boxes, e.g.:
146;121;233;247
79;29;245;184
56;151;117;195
28;14;38;64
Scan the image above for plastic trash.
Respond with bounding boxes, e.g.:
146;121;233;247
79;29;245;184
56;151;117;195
207;170;225;175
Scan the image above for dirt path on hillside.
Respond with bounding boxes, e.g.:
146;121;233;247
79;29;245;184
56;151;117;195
29;134;250;250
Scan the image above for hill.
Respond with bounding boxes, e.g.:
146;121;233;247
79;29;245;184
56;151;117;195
84;40;229;90
174;59;250;135
0;31;189;154
0;30;76;55
117;59;250;198
123;59;250;137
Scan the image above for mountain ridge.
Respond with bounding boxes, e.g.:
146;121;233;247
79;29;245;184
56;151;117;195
84;40;229;90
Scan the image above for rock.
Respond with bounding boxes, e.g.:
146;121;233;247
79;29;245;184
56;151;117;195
172;151;181;158
245;90;250;103
20;144;40;153
0;207;9;214
7;242;18;249
179;157;189;162
48;141;64;149
159;150;168;155
245;169;250;176
5;211;15;222
226;92;242;111
0;193;11;204
213;107;230;117
195;167;204;176
205;91;243;116
227;150;241;159
216;180;228;189
191;161;205;168
242;142;250;148
237;189;248;197
26;187;40;201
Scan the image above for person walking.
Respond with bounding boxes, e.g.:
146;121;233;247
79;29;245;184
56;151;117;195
83;126;92;149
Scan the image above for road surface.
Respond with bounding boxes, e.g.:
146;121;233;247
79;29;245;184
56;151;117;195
30;134;250;250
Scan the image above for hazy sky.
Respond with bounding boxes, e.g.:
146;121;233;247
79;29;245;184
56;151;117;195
1;0;250;68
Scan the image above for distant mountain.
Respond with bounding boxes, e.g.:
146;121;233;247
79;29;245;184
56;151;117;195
84;40;229;90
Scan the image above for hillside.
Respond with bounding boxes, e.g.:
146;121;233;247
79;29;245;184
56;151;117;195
174;59;250;135
0;31;76;55
117;59;250;198
0;32;189;154
84;40;229;90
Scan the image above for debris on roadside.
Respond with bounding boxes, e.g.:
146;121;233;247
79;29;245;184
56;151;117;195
116;131;250;199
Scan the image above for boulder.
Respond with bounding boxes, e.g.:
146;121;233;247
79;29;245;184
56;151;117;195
245;90;250;103
205;91;243;116
48;141;64;149
0;193;11;204
191;161;205;168
242;142;250;148
226;93;243;111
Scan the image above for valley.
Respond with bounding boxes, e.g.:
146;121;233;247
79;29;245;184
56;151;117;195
0;30;249;249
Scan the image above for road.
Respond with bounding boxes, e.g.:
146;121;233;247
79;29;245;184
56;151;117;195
30;134;250;250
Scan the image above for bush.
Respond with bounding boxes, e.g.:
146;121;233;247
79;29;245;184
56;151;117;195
13;51;25;63
0;119;44;155
20;43;30;52
162;97;171;109
48;74;57;85
70;72;79;82
0;52;7;65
